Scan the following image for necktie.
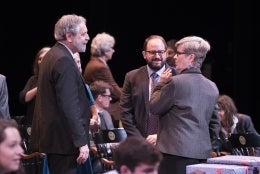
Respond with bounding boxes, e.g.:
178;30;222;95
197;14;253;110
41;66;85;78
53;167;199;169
147;72;159;135
150;72;159;92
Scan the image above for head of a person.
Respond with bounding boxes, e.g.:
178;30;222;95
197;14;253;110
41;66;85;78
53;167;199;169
54;14;90;53
114;136;162;174
73;52;82;73
166;39;177;67
0;119;24;174
217;94;237;129
174;36;210;72
142;35;168;71
33;47;51;75
90;32;115;61
90;80;112;109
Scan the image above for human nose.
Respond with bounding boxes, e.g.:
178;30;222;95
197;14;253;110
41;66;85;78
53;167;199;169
85;33;90;42
17;144;24;156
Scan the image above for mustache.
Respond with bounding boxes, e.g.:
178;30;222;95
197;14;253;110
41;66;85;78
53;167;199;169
152;58;162;61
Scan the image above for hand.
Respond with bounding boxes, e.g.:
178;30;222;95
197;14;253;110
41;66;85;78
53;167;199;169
89;119;99;132
159;68;172;83
77;144;89;164
146;134;157;146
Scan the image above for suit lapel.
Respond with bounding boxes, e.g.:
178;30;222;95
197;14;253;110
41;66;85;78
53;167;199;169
140;67;150;114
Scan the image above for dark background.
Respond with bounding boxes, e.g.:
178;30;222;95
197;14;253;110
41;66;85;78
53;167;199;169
1;1;258;131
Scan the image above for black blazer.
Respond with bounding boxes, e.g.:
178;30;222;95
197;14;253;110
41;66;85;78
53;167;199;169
220;113;260;153
30;42;91;154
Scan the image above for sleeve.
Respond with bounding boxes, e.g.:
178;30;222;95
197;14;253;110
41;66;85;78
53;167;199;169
209;104;221;140
0;75;11;119
85;84;95;105
120;72;142;136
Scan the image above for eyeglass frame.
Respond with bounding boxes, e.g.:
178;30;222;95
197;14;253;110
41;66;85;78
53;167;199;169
145;50;166;56
175;51;188;56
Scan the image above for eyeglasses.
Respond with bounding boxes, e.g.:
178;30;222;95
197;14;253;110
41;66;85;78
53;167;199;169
145;50;166;56
176;51;187;56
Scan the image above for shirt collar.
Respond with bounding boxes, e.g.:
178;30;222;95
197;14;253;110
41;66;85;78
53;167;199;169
58;41;74;58
147;65;166;77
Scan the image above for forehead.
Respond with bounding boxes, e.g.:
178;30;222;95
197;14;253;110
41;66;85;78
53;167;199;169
77;23;88;34
147;38;165;50
134;162;160;173
2;128;21;143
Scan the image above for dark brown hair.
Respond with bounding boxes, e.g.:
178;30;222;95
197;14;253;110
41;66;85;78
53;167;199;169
217;94;237;132
113;136;162;172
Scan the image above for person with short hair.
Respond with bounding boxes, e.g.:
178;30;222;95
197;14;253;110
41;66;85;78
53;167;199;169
90;80;114;130
83;32;122;128
104;136;162;174
150;36;220;174
120;35;177;145
29;14;92;174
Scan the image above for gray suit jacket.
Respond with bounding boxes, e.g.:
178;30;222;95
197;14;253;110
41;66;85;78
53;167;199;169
150;67;220;159
0;74;10;119
30;42;91;154
120;64;176;138
99;109;115;130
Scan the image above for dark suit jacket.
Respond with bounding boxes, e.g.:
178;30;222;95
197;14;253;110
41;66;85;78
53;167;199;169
150;67;220;159
30;42;91;154
83;57;122;121
220;113;260;154
120;64;176;138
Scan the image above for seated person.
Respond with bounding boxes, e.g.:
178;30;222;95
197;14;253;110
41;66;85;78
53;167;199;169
90;80;115;130
217;94;260;156
89;80;116;173
104;136;162;174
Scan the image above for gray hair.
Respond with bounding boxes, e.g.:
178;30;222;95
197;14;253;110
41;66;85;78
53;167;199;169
90;32;115;57
54;14;86;41
176;36;211;68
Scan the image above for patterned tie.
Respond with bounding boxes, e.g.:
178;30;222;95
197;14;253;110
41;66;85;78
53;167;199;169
150;72;159;92
147;72;159;135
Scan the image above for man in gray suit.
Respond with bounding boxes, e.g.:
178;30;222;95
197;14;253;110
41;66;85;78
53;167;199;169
150;36;220;174
120;35;177;145
0;74;10;119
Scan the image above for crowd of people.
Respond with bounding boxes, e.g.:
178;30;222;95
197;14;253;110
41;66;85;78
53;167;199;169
0;13;259;174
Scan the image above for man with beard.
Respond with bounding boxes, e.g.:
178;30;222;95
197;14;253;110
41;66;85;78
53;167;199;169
30;14;91;174
120;35;177;145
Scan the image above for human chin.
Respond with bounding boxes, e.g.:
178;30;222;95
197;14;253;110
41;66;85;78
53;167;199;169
149;62;163;71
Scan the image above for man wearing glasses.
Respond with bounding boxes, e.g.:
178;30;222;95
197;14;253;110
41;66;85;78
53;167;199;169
120;35;177;145
90;80;114;130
